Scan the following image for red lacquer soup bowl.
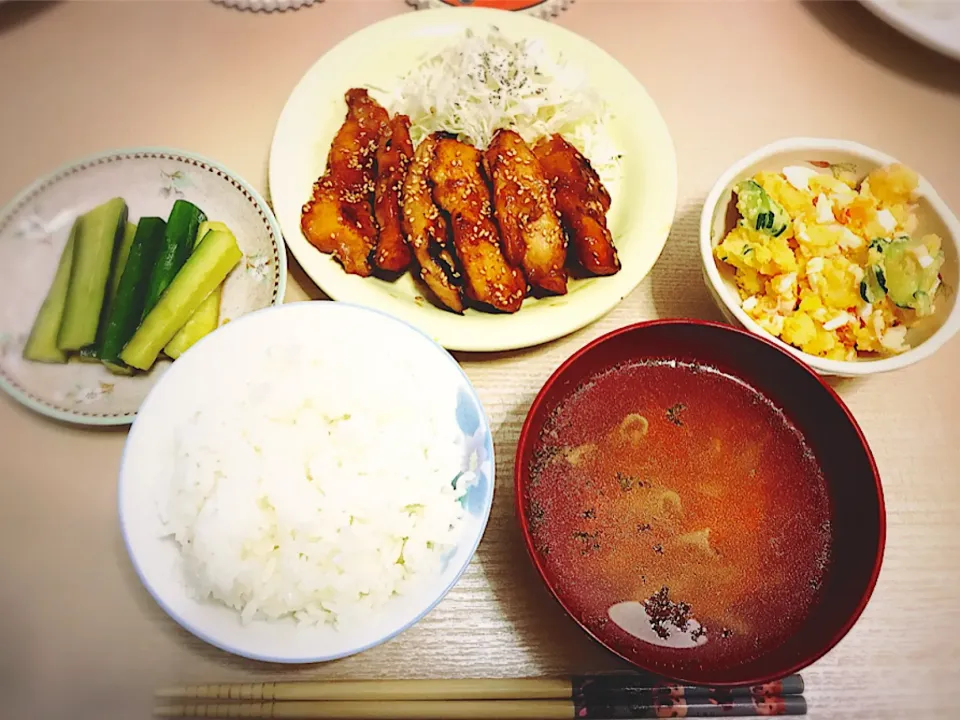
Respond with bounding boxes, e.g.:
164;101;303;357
515;320;885;686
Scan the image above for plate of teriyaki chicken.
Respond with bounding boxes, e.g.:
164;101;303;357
269;7;677;351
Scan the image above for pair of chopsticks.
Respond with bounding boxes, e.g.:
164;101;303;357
155;674;806;718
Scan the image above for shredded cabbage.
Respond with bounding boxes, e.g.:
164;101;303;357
389;27;618;175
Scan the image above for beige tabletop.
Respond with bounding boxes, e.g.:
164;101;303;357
1;0;959;718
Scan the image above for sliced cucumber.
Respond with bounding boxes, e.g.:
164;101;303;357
78;221;140;362
735;180;789;238
163;221;232;360
913;290;933;316
120;229;242;371
164;290;221;360
860;265;886;304
194;221;230;248
916;245;945;297
109;222;138;306
99;220;139;371
56;198;128;351
883;238;921;308
99;217;167;371
142;200;206;317
101;361;134;376
22;221;80;363
877;236;943;315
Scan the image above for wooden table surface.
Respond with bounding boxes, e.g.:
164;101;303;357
1;1;959;718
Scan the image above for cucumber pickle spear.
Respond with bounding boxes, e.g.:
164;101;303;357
99;217;167;370
22;220;80;363
121;229;242;371
164;289;221;360
108;222;139;307
78;220;139;363
194;221;230;243
163;221;232;360
56;198;128;351
142;199;206;317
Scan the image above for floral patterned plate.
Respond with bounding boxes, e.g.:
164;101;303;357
0;147;286;425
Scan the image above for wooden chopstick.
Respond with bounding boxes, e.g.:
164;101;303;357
154;696;808;718
157;678;570;701
156;674;804;701
155;700;569;719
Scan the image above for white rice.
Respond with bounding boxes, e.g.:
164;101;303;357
159;344;474;627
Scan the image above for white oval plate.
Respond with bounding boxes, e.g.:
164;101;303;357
119;302;495;663
269;7;677;352
861;1;960;62
0;148;286;425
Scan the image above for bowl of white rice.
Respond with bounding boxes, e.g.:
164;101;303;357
118;301;494;663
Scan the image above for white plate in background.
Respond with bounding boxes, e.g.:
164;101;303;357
861;1;960;62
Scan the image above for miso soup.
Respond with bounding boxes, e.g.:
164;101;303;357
525;360;832;668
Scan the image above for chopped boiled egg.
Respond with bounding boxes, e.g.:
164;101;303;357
839;227;863;249
815;176;858;207
910;244;935;268
834;187;858;207
875;208;897;233
880;326;908;353
815;194;835;224
822;313;851;332
757;314;785;336
776;273;797;294
782;166;820;193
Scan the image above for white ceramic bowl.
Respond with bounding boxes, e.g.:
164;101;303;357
700;137;960;377
118;302;495;663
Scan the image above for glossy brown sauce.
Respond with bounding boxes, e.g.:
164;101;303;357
525;360;832;668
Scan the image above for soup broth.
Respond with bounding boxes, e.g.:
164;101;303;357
525;360;832;668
